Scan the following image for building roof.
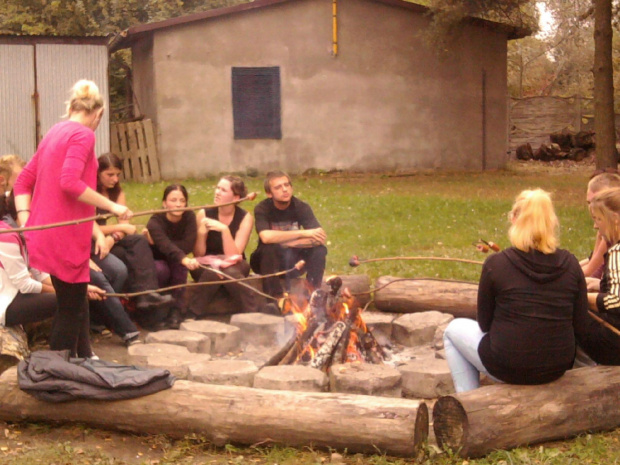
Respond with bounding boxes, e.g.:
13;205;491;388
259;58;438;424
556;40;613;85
109;0;530;52
0;34;110;46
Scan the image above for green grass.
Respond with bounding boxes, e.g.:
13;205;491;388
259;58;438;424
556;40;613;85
2;161;612;465
121;163;593;284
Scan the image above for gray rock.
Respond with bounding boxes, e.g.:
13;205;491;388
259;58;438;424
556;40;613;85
189;359;258;387
398;357;455;398
329;363;402;397
254;365;329;392
142;353;213;380
392;311;454;347
128;343;190;365
144;330;210;353
180;320;241;355
230;312;286;346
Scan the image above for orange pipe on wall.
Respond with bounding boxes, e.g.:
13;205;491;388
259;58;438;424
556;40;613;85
332;0;338;56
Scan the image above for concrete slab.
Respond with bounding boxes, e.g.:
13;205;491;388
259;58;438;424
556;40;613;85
254;365;329;392
142;353;212;380
128;343;191;365
188;359;258;387
398;357;455;398
179;320;241;355
329;362;402;397
144;330;210;353
230;312;286;346
392;311;454;347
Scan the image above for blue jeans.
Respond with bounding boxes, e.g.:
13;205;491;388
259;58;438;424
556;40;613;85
443;318;500;393
89;269;138;338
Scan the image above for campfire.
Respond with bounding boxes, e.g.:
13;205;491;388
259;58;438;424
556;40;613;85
273;277;385;369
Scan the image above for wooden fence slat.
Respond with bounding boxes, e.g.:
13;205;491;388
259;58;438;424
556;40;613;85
110;119;161;183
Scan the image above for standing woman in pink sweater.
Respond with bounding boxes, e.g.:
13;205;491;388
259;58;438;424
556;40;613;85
14;80;132;358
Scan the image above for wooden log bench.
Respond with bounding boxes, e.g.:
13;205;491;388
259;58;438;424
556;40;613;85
374;276;477;319
0;366;428;457
432;366;620;458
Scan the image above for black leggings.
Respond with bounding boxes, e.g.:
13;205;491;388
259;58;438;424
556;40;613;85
49;276;92;358
5;292;57;326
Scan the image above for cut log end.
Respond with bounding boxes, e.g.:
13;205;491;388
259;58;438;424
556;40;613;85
432;395;468;454
413;402;430;452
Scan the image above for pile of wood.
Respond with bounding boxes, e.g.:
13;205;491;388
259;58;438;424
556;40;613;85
516;129;594;161
271;277;384;369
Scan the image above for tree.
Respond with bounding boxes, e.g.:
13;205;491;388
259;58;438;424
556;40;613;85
593;0;617;169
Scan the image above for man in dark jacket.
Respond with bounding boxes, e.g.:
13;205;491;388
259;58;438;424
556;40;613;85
250;171;327;297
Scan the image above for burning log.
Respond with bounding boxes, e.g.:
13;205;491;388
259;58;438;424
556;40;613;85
310;322;346;370
360;330;385;364
433;366;620;458
374;276;477;320
0;367;429;457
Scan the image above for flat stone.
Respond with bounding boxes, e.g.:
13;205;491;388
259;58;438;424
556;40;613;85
128;343;191;365
142;353;212;380
254;365;329;392
329;363;402;397
189;359;258;387
239;342;291;368
362;311;398;345
179;320;241;355
392;311;454;347
398;357;455;398
230;312;286;346
144;330;210;353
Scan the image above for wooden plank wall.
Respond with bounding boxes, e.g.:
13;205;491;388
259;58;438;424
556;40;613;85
508;96;587;155
110;119;161;183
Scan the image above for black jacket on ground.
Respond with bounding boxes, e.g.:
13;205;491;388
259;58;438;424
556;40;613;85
477;247;589;385
18;350;175;402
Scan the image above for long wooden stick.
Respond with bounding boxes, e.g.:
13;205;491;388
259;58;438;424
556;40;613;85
588;310;620;337
203;265;278;302
105;260;305;299
0;192;258;234
349;255;484;267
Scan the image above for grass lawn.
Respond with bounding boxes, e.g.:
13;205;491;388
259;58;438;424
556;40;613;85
2;160;616;465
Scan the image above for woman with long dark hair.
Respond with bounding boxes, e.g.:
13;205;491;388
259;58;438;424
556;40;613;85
94;153;172;329
146;185;198;326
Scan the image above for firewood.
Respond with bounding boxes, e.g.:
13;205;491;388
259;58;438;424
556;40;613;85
0;367;429;457
310;322;346;370
374;277;477;319
433;366;620;458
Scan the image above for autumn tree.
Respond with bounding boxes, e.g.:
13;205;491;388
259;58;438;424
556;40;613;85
593;0;617;169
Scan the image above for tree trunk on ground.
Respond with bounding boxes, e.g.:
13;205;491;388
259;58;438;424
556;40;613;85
374;277;477;319
593;0;617;170
0;367;428;457
433;366;620;458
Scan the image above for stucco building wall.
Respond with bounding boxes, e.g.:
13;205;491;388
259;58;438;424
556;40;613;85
130;0;509;178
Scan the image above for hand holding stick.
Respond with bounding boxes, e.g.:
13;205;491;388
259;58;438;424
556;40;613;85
105;259;305;301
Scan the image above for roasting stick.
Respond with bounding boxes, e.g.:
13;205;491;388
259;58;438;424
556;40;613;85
0;192;258;234
351;253;620;337
349;254;484;267
105;260;305;300
197;264;278;301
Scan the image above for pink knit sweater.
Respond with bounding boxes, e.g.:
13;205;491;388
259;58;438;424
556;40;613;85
14;120;97;283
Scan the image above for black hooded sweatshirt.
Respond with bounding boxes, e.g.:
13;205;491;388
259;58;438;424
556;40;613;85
477;247;589;385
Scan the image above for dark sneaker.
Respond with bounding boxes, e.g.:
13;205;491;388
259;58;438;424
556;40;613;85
135;292;174;310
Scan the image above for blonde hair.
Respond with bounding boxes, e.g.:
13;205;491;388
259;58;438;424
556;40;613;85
0;154;25;184
64;79;104;116
588;172;620;194
508;189;558;254
590;187;620;244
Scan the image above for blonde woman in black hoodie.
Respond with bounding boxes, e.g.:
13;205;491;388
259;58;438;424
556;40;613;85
443;189;590;392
